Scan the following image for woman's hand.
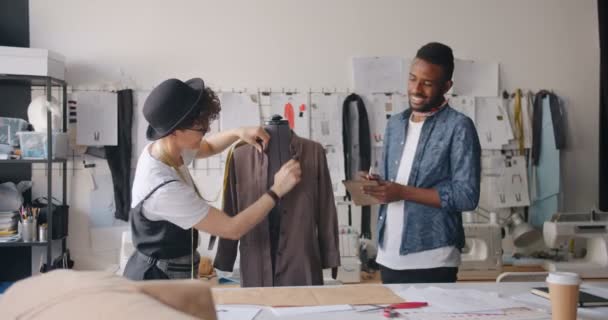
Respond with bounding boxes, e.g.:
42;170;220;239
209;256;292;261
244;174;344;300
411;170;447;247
271;159;302;197
237;126;270;153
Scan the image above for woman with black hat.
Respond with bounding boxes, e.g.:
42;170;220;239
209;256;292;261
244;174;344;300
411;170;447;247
124;78;301;280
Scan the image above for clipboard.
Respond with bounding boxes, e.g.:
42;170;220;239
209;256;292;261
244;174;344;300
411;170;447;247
342;180;382;206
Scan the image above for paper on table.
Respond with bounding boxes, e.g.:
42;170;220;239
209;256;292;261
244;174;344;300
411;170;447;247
452;59;499;97
213;285;404;307
219;93;261;131
400;307;548;320
396;286;525;314
352;56;407;94
270;305;353;317
215;306;261;320
343;180;382;206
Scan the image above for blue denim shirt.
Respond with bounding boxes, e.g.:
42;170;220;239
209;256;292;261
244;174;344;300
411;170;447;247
377;105;481;254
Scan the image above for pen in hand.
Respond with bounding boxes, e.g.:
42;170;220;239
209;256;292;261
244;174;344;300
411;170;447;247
367;162;380;180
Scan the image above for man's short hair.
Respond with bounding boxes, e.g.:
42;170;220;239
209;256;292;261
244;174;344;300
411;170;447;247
415;42;454;82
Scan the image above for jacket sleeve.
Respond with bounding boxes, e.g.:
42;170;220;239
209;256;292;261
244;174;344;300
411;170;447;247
213;152;239;272
435;117;482;212
316;147;341;269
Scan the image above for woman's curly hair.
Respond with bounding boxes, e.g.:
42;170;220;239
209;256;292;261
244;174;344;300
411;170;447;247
175;87;221;132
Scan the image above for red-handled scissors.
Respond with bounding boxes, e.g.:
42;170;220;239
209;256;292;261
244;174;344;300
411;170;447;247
383;302;428;318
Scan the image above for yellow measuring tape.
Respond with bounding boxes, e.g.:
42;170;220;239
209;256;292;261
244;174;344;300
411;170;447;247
513;89;524;154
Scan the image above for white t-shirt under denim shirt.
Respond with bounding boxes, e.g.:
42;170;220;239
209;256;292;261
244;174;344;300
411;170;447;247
131;143;209;230
376;117;461;270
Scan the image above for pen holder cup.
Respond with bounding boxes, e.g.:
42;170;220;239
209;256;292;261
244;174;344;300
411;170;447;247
20;219;37;242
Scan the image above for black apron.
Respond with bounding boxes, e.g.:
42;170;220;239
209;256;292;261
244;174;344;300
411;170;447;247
123;180;200;280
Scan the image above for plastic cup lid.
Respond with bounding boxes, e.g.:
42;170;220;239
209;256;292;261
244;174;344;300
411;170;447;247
546;272;581;285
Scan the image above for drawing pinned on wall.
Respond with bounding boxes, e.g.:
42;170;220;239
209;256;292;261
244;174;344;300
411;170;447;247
310;93;346;196
352;56;408;94
269;93;310;138
452;59;500;97
133;91;150;163
366;93;408;146
74;90;118;146
448;95;476;124
219;92;261;131
480;155;530;209
88;174;116;228
475;97;513;149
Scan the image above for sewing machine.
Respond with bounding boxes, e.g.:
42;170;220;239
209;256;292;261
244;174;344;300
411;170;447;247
543;211;608;278
460;221;503;277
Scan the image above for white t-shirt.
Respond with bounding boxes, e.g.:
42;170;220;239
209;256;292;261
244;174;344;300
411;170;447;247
131;143;210;230
376;117;461;270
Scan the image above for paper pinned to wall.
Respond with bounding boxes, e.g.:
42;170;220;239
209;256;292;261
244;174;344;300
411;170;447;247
269;93;310;138
453;59;499;97
219;92;261;131
366;93;408;147
448;95;476;124
132;91;150;164
475;97;513;149
88;173;116;228
310;93;343;144
352;56;407;94
310;93;346;196
75;91;118;146
480;155;531;209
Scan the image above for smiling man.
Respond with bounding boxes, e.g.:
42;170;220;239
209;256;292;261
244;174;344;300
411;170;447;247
363;42;481;284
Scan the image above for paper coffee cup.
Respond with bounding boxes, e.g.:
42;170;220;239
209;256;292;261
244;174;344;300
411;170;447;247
546;272;581;320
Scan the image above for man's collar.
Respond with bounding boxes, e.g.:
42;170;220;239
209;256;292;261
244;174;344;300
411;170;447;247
400;99;450;120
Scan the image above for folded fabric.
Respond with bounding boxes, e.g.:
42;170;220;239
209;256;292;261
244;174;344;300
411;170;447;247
0;270;216;320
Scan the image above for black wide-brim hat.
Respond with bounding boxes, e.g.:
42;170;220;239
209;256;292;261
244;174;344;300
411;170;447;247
144;78;205;141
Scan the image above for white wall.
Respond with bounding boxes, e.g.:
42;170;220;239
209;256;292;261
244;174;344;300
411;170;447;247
28;0;600;269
